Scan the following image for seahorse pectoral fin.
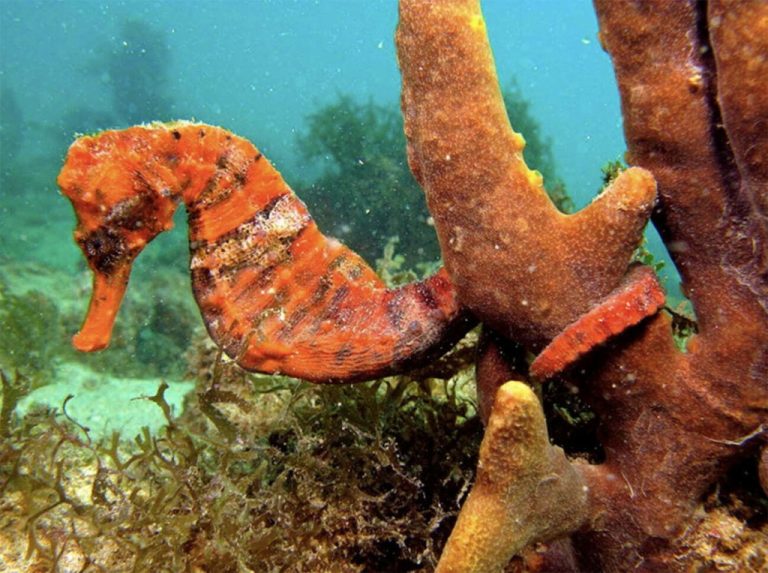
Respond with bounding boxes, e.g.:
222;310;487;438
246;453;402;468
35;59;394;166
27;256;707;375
529;265;666;380
72;264;131;351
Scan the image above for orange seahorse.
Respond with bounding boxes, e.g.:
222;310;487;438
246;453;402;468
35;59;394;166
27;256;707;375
58;122;474;383
59;122;666;385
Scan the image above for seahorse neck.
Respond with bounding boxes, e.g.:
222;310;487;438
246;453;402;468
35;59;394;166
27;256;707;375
168;123;291;247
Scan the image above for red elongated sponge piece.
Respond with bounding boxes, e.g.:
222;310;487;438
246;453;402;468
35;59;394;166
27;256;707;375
530;265;665;380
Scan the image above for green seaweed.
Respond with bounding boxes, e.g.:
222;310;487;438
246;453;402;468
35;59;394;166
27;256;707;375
0;333;481;571
0;370;30;438
297;95;438;267
599;157;626;189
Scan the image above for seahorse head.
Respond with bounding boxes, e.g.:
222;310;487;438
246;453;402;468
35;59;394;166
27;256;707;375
58;127;180;351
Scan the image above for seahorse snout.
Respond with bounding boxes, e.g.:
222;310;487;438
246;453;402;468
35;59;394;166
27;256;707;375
71;264;131;351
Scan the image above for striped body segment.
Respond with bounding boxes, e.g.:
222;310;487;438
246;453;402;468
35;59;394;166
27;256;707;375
58;122;472;382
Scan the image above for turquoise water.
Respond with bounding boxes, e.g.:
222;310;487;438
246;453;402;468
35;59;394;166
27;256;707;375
0;0;675;433
2;0;623;199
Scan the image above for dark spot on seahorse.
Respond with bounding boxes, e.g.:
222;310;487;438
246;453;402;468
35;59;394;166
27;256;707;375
108;185;170;234
346;264;364;280
257;193;291;219
79;227;129;275
234;169;248;186
199;129;206;138
278;306;309;337
254;153;263;162
133;170;155;195
216;154;229;170
233;270;271;303
233;263;281;302
309;273;333;305
276;275;332;339
171;129;181;140
193;174;221;206
318;285;350;323
187;207;202;225
191;266;216;294
328;255;348;271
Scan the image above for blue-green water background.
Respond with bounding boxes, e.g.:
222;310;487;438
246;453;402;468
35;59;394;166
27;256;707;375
2;0;620;197
0;0;640;240
1;0;670;257
0;0;677;403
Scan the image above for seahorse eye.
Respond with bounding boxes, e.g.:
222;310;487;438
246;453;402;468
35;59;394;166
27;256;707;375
79;227;128;275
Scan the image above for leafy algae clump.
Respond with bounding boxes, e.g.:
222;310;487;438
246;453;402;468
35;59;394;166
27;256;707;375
0;332;482;571
297;95;439;267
